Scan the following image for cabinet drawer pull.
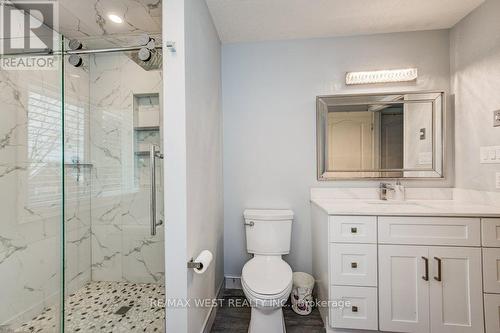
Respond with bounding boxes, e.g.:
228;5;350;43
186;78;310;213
434;257;442;282
351;262;358;269
421;256;429;281
352;306;358;312
351;227;358;234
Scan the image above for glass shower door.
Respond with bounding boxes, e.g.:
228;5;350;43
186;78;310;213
62;50;93;333
0;21;165;333
0;45;64;332
62;43;165;332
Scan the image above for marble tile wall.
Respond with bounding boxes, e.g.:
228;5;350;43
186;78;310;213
63;55;92;295
1;41;164;330
57;0;161;48
0;51;93;328
0;60;64;327
88;52;164;284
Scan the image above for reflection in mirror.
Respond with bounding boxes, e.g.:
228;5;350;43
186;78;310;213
317;92;444;179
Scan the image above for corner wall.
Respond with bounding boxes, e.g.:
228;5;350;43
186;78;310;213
450;0;500;191
163;0;223;332
185;0;224;332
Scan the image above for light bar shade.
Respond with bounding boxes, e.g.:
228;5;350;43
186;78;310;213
345;68;418;85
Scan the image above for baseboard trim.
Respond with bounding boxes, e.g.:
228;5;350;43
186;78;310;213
224;275;242;289
200;280;224;333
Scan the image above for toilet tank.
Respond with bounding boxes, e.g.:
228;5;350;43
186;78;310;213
244;209;293;255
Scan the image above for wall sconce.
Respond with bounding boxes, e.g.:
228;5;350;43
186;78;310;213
345;68;418;85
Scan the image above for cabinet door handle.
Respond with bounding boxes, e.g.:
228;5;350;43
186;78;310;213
351;227;358;234
352;306;358;312
434;257;442;282
421;256;429;281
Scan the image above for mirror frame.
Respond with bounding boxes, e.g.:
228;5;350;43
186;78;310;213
316;90;446;180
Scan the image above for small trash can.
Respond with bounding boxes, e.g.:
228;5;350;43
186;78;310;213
291;272;315;315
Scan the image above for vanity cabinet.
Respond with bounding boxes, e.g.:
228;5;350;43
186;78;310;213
378;218;483;333
328;216;378;330
429;247;483;333
329;216;377;244
378;216;481;246
379;245;483;333
312;208;495;333
378;245;430;332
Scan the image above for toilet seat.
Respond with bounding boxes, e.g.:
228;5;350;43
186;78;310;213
242;256;293;297
242;278;292;301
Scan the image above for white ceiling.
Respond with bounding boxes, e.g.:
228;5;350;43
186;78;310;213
206;0;485;44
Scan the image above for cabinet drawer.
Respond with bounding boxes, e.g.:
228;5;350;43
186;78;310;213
329;286;378;330
482;219;500;247
485;294;500;333
329;216;376;243
330;244;377;287
378;217;480;246
483;248;500;293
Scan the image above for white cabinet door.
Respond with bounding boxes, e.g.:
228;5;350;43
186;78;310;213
329;286;378;330
378;217;481;246
379;245;430;333
329;216;377;244
429;247;484;333
330;243;377;286
482;218;500;247
483;248;500;293
484;293;500;333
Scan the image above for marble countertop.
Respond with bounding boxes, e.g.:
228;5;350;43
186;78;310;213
311;198;500;217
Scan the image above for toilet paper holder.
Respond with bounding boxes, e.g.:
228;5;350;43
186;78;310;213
187;259;203;270
187;250;213;274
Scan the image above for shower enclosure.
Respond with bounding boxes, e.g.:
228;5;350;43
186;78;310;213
0;10;165;332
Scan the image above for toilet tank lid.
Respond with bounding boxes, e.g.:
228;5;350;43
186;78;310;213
243;209;294;221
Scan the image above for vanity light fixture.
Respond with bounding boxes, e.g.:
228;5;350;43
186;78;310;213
108;13;123;24
345;68;418;85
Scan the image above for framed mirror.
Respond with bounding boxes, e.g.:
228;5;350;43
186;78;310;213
317;91;445;180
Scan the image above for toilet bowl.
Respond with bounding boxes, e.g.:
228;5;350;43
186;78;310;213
242;209;294;333
242;256;293;333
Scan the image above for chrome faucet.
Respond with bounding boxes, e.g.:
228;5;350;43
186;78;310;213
379;183;395;200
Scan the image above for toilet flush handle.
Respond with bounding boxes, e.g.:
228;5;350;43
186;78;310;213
244;221;255;227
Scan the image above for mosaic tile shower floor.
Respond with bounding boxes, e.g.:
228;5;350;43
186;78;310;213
14;281;165;333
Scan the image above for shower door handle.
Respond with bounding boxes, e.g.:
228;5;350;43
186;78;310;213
150;144;164;236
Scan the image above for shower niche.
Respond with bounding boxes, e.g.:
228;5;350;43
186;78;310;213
133;93;161;186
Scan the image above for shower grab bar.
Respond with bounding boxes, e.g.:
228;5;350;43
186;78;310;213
150;144;164;236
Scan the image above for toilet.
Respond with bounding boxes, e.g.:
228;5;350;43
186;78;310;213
241;209;294;333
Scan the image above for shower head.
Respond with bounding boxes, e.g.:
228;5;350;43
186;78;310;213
126;34;162;71
128;47;162;71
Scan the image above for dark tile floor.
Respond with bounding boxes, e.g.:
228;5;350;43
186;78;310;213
211;289;325;333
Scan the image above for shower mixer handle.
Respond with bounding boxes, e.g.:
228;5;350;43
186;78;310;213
150;144;164;236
